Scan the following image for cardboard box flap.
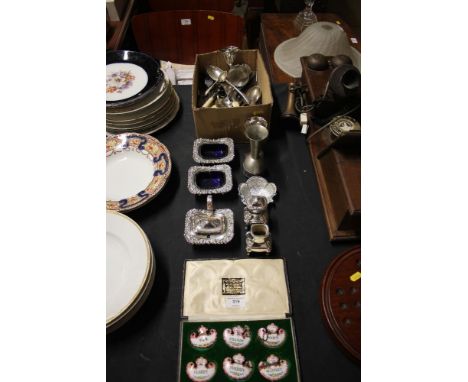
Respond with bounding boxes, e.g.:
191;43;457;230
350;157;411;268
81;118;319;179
182;258;291;321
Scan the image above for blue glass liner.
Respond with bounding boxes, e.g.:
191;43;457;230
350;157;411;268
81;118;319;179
200;144;229;160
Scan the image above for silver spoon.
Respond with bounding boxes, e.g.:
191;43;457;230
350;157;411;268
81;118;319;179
204;66;226;96
221;84;241;107
245;85;262;105
207;65;250;105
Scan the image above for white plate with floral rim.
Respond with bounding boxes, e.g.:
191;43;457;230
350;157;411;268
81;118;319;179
106;133;171;212
106;211;152;325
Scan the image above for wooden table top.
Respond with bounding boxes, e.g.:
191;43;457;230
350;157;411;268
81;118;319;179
259;13;361;84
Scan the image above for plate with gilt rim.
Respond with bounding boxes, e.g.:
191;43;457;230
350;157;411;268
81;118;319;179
106;91;180;135
106;211;152;325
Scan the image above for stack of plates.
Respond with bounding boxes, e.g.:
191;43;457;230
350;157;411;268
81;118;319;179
107;211;155;333
106;50;180;135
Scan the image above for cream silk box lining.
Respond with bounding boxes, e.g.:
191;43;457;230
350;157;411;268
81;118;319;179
183;259;290;321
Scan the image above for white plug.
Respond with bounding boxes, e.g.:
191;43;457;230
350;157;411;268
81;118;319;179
300;113;309;134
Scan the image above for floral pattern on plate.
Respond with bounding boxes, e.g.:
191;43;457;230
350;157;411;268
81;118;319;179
107;70;136;94
106;133;171;212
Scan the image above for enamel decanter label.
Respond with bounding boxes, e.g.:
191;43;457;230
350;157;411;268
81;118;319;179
257;323;286;348
223;325;251;349
222;353;253;381
258;354;289;381
186;356;216;382
190;325;217;349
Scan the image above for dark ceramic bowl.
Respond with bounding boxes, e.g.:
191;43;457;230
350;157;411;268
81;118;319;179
106;50;164;108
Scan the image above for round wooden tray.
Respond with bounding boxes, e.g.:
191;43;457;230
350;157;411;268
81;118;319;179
320;246;361;361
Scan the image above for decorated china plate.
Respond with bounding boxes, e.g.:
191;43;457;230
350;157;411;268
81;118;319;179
105;81;173;122
106;77;169;115
106;50;164;107
106;62;148;102
106;133;171;212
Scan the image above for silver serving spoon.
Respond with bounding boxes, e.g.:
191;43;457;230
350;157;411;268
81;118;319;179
227;64;252;88
207;65;250;105
245;85;262;105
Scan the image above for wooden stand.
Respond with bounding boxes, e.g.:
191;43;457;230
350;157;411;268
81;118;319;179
301;57;360;241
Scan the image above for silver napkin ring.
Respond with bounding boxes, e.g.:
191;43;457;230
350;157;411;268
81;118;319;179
246;223;272;254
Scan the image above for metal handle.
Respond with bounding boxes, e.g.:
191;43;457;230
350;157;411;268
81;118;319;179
225;79;250;104
204;80;218;96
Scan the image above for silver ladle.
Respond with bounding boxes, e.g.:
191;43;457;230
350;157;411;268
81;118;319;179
226;64;252;88
204;66;224;96
207;65;250;105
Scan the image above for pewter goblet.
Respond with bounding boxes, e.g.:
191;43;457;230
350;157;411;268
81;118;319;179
243;116;269;176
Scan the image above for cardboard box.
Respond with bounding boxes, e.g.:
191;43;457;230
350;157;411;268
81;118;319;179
192;49;273;143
